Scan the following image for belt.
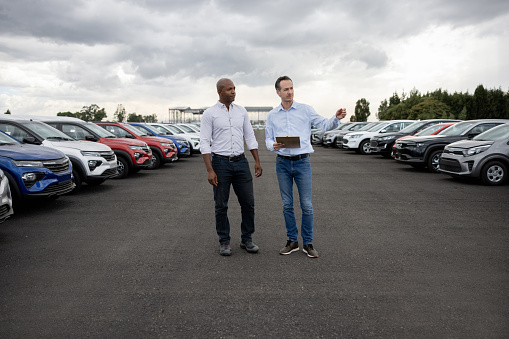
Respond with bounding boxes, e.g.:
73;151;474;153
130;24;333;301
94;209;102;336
277;153;309;161
212;153;246;162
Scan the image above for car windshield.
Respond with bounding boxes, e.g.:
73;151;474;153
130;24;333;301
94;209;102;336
86;123;117;138
176;124;195;133
24;121;75;141
473;124;509;141
0;131;18;144
336;124;352;130
349;123;366;131
439;121;476;136
151;125;172;135
123;124;148;136
370;122;389;131
359;122;381;131
399;121;428;133
167;125;184;134
414;124;450;136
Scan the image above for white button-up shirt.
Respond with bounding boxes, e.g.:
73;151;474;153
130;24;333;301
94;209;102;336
200;101;258;156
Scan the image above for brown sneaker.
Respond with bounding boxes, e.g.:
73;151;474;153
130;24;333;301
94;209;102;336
279;240;299;255
302;244;319;258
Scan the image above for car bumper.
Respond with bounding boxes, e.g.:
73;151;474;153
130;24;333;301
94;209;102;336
342;139;361;149
25;179;75;198
438;154;479;177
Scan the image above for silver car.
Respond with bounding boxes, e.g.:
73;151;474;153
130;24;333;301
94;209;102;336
0;169;13;223
439;123;509;185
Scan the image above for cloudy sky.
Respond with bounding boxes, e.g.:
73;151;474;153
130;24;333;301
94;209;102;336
1;0;508;122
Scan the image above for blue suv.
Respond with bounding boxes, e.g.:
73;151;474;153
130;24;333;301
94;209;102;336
0;130;74;202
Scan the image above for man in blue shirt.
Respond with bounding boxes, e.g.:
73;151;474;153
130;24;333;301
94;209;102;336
201;78;263;256
265;76;346;258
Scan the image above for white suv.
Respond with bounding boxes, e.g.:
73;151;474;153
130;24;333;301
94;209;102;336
342;120;416;155
149;123;201;153
0;116;117;192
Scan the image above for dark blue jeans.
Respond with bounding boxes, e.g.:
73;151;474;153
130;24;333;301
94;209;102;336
212;156;255;244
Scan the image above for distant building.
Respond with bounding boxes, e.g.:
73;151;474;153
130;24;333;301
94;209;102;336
168;106;273;125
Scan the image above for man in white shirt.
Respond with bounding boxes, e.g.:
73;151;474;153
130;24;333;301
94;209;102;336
200;78;262;256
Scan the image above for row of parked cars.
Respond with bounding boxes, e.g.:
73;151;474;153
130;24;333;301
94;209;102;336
312;118;509;186
0;115;202;223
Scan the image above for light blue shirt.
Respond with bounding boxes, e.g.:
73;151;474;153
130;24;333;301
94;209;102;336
265;101;340;156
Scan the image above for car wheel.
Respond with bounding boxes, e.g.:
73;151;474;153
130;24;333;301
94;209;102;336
147;152;161;170
114;157;129;179
481;161;507;186
359;139;372;155
427;150;443;173
70;168;82;193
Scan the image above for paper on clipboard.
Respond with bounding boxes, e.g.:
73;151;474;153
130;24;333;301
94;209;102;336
276;136;301;148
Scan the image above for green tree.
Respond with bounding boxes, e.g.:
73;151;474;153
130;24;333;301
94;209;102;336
377;99;388;120
57;111;78;117
407;97;452;120
353;98;370;122
471;85;489;119
127;113;144;122
144;114;158;123
78;104;106;121
114;104;126;122
4;109;11;115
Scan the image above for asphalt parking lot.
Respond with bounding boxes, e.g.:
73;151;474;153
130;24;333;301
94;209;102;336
1;131;508;338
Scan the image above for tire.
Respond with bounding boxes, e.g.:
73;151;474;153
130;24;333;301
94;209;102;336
481;160;507;186
147;151;162;170
114;157;129;179
359;139;372;155
427;149;443;173
70;168;82;193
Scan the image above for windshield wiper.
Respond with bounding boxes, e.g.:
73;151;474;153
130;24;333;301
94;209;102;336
47;136;73;141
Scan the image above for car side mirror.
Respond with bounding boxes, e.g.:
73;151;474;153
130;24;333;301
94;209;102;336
22;137;40;145
85;135;99;142
380;129;387;133
467;133;477;139
125;134;135;139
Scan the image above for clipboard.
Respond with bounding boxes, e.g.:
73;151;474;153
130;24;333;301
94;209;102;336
276;136;301;148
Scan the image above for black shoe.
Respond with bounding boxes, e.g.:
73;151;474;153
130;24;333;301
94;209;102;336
279;240;299;255
240;241;259;253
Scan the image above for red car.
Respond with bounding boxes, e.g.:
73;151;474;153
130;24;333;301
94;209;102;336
95;122;178;169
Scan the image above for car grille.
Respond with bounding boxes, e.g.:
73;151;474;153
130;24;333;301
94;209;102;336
101;168;119;178
0;204;12;219
100;151;116;161
443;148;463;155
29;179;74;196
439;158;461;172
43;157;70;174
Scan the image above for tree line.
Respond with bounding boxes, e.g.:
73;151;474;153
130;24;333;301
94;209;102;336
56;104;158;123
349;85;509;122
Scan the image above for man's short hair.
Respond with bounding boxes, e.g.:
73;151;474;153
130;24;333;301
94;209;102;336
275;76;292;91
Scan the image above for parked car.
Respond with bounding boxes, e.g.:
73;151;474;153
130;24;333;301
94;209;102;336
439;123;509;185
391;122;457;157
152;123;197;153
336;122;383;148
130;122;195;155
323;122;371;147
0;130;74;203
370;119;460;158
95;122;178;169
394;119;509;173
0;168;14;223
0;117;117;192
175;123;200;133
342;120;416;155
38;117;152;179
313;123;352;146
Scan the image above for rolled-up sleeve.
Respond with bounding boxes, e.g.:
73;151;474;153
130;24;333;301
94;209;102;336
200;110;213;154
265;114;275;151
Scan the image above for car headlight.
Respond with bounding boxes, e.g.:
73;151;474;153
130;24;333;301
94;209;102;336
12;160;44;167
160;142;173;147
463;144;492;156
348;134;362;139
380;136;396;141
81;151;102;157
129;145;145;150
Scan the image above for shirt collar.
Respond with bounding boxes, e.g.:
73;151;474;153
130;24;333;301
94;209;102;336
277;101;298;112
217;100;234;110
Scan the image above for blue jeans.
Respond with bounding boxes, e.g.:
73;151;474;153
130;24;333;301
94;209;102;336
275;156;313;245
212;156;255;244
